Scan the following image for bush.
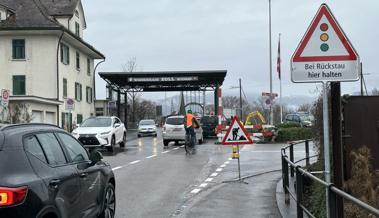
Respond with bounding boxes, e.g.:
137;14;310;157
274;126;312;142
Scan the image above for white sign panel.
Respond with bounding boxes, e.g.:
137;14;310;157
291;4;359;83
65;98;75;110
1;89;10;107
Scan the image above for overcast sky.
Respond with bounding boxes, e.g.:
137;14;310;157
81;0;378;101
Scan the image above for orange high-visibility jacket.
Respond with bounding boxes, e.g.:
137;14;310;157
183;113;200;129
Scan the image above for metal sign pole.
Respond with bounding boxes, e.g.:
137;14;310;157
1;106;4;124
237;144;242;181
68;110;71;132
323;82;331;217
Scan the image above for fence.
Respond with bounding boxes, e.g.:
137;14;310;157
281;139;379;218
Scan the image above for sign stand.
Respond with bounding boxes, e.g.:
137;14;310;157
221;116;253;184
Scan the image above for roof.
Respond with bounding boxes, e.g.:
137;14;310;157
99;70;227;92
0;0;104;59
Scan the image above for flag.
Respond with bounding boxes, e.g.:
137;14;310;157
277;35;281;80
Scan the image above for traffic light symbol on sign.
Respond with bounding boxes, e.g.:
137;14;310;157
320;23;329;52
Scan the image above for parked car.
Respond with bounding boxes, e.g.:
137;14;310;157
71;116;126;151
282;113;314;127
162;116;203;146
200;115;218;137
0;123;116;218
138;119;157;137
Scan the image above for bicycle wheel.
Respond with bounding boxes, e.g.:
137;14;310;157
184;134;193;155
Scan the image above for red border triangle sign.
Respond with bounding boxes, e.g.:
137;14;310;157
291;3;359;83
222;116;253;145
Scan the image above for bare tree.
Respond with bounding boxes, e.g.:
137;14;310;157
1;101;33;124
372;87;379;95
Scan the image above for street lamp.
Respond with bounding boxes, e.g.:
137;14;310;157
230;78;243;121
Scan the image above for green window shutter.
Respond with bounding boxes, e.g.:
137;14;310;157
13;75;26;95
87;58;90;75
90;87;93;103
67;46;70;65
86;86;88;103
20;76;25;95
77;114;83;124
80;84;82;101
63;78;67;97
76;52;80;69
12;39;25;59
75;82;78;100
60;43;64;62
13;76;20;95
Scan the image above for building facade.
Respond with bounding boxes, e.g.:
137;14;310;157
0;0;105;129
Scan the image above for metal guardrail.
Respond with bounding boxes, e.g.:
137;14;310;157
281;139;379;218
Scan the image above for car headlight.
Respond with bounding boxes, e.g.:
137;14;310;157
100;131;111;136
153;127;156;131
139;128;142;130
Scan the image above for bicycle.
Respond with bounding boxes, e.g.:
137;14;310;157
184;133;196;155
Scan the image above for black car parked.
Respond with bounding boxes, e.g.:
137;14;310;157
0;123;116;218
200;115;218;137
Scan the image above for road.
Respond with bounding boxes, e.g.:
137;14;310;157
98;128;310;218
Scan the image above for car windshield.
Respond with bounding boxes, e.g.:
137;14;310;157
300;115;314;122
140;120;155;125
80;118;112;127
166;118;183;125
201;116;217;124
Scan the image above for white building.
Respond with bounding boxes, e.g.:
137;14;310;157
0;0;105;129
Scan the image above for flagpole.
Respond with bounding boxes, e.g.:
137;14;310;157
279;34;282;123
268;0;273;125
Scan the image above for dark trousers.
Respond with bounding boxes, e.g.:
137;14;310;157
185;127;196;148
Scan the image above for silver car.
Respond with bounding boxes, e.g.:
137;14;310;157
138;119;157;137
162;115;203;146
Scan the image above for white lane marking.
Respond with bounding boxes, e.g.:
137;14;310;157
147;155;157;159
191;189;201;194
174;147;180;150
162;151;170;153
129;160;141;164
224;161;230;164
211;173;218;177
216;168;223;172
181;145;185;148
205;178;213;182
199;183;207;188
228;158;232;160
112;166;123;171
220;165;226;168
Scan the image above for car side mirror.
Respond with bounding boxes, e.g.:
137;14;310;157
115;123;121;128
89;150;103;162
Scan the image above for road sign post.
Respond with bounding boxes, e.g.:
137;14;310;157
1;89;10;124
222;116;253;184
291;4;359;217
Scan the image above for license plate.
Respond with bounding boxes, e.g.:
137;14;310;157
172;128;182;131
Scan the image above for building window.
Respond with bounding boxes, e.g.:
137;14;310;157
77;114;83;124
12;39;25;59
86;86;93;103
75;10;79;17
76;51;80;69
75;22;80;37
87;58;91;75
60;43;70;65
63;78;67;97
13;75;26;95
75;82;82;101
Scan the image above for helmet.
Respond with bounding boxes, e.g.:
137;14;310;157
187;110;192;114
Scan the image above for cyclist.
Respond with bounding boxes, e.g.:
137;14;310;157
183;110;200;151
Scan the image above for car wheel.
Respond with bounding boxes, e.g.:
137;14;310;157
138;134;141;138
164;140;169;146
99;183;116;218
120;132;126;147
174;141;179;145
154;133;157;137
107;136;115;152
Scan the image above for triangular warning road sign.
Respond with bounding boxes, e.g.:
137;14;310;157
292;3;358;62
222;116;253;145
221;114;227;122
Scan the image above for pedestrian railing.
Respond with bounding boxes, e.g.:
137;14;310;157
281;139;379;218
